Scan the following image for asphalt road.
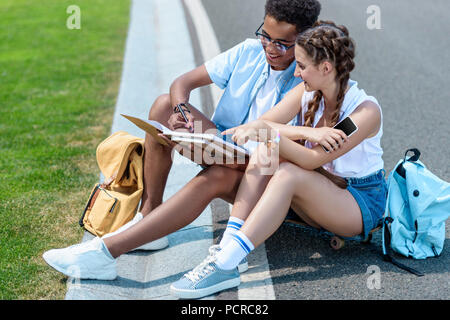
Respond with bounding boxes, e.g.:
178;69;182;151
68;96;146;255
201;0;450;299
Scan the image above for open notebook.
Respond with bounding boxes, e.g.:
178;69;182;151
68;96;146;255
121;114;249;162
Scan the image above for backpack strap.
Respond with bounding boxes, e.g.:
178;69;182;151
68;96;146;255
396;148;421;178
404;148;421;162
100;172;117;188
382;217;424;277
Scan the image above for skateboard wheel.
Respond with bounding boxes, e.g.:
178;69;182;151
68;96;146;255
330;236;345;250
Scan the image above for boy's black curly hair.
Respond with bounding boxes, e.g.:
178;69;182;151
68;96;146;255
265;0;321;33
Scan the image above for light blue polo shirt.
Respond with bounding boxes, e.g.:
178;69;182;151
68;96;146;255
204;39;303;132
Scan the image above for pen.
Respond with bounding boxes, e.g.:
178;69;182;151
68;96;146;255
176;103;193;132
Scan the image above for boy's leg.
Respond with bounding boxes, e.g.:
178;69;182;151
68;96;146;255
139;94;217;215
42;165;245;279
104;165;245;258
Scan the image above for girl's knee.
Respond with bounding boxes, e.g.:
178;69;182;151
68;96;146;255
275;162;298;177
273;162;311;187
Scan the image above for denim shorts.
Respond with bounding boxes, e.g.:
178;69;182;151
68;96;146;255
345;169;388;239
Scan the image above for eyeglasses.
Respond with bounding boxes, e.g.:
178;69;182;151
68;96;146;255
255;23;295;55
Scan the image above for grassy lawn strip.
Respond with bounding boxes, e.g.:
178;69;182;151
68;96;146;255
0;0;130;299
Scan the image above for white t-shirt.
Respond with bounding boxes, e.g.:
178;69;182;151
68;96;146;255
299;80;384;178
242;68;284;153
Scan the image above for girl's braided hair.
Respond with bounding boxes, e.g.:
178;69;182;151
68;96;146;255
296;21;356;188
297;20;356;129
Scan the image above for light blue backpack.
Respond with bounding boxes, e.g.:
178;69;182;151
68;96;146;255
382;149;450;276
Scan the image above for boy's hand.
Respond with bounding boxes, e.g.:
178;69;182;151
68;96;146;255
168;111;195;132
157;133;178;149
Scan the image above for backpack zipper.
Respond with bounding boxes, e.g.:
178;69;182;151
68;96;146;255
79;184;100;227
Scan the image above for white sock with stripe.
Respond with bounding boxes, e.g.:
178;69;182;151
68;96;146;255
219;216;245;249
216;231;254;270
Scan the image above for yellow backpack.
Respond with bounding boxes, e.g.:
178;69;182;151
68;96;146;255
79;131;144;237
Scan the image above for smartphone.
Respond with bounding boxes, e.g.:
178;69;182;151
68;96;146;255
322;116;358;153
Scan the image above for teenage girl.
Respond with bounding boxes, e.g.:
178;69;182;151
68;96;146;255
171;20;388;299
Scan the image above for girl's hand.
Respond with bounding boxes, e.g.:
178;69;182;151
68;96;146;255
307;127;348;152
222;120;274;145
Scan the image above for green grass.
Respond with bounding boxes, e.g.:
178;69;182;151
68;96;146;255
0;0;130;299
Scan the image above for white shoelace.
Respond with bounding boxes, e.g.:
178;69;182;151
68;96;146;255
185;254;217;282
208;244;221;256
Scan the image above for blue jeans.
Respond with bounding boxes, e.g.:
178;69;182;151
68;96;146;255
345;169;388;239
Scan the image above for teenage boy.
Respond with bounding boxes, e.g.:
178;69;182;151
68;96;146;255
42;0;321;282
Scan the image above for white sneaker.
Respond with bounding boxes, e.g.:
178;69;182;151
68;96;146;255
42;237;117;280
102;212;169;251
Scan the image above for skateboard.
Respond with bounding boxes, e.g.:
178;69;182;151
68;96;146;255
284;211;381;250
